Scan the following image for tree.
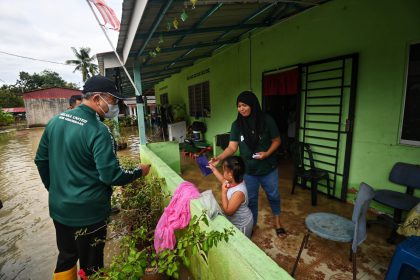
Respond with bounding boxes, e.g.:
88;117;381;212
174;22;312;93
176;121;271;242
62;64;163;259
65;47;98;82
0;70;77;108
14;70;78;92
0;89;24;108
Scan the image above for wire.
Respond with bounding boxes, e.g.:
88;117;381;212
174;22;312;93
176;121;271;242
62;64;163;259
0;50;71;66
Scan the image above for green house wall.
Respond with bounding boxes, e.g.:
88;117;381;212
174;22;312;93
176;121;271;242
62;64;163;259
140;144;293;280
154;0;420;209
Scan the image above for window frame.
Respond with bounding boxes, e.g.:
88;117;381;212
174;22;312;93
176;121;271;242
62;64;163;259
160;93;168;105
188;81;211;118
399;42;420;146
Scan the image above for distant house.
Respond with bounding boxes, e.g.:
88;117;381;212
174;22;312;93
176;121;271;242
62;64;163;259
1;107;26;120
2;107;26;114
23;88;82;127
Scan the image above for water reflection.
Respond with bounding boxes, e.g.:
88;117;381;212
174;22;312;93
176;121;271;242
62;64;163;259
0;127;140;280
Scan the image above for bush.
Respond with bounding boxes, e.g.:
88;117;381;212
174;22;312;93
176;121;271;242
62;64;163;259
0;110;15;126
90;157;235;279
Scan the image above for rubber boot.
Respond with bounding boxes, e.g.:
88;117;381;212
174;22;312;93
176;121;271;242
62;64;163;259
53;265;77;280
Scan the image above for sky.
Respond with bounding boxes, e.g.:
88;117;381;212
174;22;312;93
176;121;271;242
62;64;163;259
0;0;122;89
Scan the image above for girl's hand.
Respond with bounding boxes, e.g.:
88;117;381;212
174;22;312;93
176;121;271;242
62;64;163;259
222;181;229;192
207;164;216;172
209;157;220;166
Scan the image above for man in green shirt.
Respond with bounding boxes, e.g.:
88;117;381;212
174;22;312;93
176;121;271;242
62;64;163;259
35;75;151;279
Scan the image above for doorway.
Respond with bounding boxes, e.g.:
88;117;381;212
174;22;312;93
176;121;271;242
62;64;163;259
262;54;358;201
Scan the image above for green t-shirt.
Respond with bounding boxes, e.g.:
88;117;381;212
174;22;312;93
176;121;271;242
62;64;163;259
35;104;142;226
230;115;280;176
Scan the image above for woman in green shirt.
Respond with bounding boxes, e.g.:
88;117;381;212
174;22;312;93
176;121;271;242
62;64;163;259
210;91;286;237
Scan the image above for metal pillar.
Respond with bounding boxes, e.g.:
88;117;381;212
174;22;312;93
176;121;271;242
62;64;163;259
134;61;147;145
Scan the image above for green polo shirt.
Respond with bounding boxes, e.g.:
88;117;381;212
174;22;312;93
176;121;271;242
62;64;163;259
230;115;280;176
35;104;142;227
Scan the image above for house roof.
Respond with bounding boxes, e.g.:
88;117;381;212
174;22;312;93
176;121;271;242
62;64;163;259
22;88;82;100
2;107;25;113
109;0;329;95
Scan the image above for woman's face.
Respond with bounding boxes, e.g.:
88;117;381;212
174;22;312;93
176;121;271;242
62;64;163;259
237;102;251;117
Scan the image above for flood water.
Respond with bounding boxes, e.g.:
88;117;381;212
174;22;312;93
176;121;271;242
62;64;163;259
0;127;140;280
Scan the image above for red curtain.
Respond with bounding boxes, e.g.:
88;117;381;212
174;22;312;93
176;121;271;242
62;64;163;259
263;68;299;96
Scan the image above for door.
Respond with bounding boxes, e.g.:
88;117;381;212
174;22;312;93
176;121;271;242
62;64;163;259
298;54;358;200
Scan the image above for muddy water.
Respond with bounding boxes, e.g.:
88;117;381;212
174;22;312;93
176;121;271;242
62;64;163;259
0;127;140;280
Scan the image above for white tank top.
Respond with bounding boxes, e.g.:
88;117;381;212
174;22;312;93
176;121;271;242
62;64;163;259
226;181;253;228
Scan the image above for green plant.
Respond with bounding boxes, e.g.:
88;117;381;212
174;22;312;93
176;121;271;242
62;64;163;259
153;211;235;278
91;212;235;279
111;157;168;237
91;157;235;279
0;110;14;126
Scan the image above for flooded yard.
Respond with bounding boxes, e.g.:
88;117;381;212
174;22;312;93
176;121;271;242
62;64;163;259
0;127;140;280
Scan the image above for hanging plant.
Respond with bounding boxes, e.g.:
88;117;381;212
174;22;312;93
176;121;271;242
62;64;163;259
172;18;179;29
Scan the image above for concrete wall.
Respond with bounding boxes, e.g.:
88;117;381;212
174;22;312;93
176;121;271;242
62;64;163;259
154;0;420;211
24;98;69;127
140;144;293;280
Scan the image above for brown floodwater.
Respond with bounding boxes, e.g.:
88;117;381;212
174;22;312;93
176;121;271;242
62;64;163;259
0;127;140;280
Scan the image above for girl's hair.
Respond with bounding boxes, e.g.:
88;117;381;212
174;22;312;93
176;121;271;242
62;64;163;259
223;156;245;183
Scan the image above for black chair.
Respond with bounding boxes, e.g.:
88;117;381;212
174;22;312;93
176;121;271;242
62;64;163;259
290;142;331;206
369;162;420;243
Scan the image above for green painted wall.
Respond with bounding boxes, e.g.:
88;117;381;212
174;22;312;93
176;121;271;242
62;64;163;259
139;145;293;280
154;0;420;209
147;141;181;174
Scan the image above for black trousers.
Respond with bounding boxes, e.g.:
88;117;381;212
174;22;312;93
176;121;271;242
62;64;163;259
53;220;107;275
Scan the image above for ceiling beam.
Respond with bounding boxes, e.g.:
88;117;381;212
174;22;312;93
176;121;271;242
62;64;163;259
141;63;194;76
214;2;277;41
135;0;174;58
134;23;266;40
151;39;238;53
141;54;211;68
173;3;223;48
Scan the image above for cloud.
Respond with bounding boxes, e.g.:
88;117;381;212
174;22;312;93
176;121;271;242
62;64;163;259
0;0;121;87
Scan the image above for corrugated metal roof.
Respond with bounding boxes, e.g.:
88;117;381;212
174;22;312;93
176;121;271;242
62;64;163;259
112;0;330;92
22;88;82;100
2;107;26;113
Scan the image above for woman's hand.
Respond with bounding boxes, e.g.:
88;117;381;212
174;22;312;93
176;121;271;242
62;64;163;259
254;151;269;160
209;156;220;166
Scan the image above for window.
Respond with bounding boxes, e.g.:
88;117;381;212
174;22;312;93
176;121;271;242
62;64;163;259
160;93;168;105
188;81;210;118
400;43;420;146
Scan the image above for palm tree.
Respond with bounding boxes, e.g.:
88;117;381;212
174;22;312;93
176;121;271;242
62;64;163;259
66;47;98;82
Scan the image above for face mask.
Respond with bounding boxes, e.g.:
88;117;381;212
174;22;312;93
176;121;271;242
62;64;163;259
98;95;119;119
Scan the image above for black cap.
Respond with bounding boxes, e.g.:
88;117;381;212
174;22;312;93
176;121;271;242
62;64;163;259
82;75;124;99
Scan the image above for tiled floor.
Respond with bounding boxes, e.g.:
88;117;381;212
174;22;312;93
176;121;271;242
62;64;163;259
180;155;396;280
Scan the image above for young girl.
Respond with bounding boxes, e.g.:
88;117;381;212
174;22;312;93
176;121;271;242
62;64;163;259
208;156;253;238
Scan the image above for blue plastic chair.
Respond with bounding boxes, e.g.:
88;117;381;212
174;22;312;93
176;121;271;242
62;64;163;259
385;236;420;280
291;182;375;280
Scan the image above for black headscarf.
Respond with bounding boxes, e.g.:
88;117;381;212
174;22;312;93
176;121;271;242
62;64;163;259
236;91;265;152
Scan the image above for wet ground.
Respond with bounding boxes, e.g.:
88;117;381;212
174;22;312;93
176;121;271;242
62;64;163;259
0;126;395;279
0;127;140;280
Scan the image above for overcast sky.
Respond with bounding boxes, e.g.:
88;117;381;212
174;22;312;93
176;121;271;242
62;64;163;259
0;0;122;89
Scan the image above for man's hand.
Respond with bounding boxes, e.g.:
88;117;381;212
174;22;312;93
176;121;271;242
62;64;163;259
139;164;151;176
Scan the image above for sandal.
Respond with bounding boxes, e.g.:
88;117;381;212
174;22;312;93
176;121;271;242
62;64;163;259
276;227;287;237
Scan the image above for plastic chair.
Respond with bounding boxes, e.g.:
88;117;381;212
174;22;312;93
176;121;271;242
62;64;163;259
291;182;375;280
369;162;420;243
385;236;420;280
290;142;331;205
